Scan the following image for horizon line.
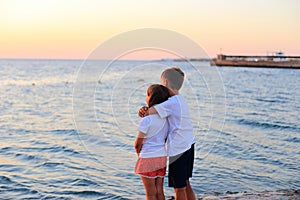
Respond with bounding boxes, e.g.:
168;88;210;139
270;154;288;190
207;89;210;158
0;57;214;61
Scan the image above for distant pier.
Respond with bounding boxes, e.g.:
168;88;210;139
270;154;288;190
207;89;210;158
211;53;300;69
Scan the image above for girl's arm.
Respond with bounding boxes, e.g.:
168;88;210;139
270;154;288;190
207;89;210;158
134;131;146;156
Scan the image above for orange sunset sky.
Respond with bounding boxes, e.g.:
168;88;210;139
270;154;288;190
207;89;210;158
0;0;299;60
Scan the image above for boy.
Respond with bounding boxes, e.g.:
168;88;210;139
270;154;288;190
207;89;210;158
139;67;196;200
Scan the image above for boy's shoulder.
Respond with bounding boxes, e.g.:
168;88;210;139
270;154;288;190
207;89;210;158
168;94;185;102
170;94;189;109
159;95;178;105
168;94;180;100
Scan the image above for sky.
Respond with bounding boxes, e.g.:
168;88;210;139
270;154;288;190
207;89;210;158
0;0;299;59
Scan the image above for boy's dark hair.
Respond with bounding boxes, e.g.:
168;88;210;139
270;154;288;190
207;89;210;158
147;84;171;108
161;67;184;90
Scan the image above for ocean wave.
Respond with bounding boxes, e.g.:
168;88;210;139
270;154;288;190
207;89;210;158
49;129;77;135
49;190;125;199
56;190;105;196
255;98;287;104
238;119;299;131
0;147;14;153
38;162;64;168
283;137;300;143
14;153;42;163
22;144;81;156
45;145;80;155
193;189;300;200
70;178;99;187
0;175;14;184
0;175;40;199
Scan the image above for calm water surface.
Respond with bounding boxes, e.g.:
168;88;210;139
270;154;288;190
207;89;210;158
0;59;299;199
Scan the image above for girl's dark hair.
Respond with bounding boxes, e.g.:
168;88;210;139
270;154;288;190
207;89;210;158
147;84;171;108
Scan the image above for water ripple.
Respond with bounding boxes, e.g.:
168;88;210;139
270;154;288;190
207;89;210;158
238;119;299;131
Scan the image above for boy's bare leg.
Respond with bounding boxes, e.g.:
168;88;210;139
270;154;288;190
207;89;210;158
174;187;186;200
141;176;157;200
155;178;165;200
173;181;196;200
186;180;196;200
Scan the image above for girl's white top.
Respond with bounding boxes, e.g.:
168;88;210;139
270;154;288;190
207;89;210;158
138;114;169;158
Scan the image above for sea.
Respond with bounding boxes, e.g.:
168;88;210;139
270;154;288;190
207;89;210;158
0;59;299;199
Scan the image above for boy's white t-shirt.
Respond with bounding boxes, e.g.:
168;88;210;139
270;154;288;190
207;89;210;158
138;114;169;158
154;94;195;157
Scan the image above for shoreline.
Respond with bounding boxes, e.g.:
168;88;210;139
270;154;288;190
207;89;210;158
166;189;300;200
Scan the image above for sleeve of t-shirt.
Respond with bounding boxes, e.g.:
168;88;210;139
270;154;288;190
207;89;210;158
138;116;151;134
153;97;175;119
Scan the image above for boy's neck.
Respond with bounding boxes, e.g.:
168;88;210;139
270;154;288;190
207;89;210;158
169;89;179;96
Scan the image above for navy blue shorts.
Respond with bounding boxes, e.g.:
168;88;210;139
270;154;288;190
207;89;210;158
168;144;195;188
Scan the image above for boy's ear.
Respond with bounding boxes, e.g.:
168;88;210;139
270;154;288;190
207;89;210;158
161;77;167;86
165;79;169;87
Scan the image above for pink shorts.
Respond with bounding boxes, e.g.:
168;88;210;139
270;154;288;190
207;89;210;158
134;156;167;178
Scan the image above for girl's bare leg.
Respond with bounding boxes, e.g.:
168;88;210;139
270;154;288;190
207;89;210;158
141;176;157;200
155;177;165;200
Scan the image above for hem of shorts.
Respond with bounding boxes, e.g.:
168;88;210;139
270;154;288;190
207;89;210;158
140;175;165;179
168;176;193;188
168;184;187;188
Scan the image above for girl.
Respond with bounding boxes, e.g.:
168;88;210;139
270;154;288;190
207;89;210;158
134;84;171;200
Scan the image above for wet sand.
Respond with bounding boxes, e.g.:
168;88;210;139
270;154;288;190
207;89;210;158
167;190;300;200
